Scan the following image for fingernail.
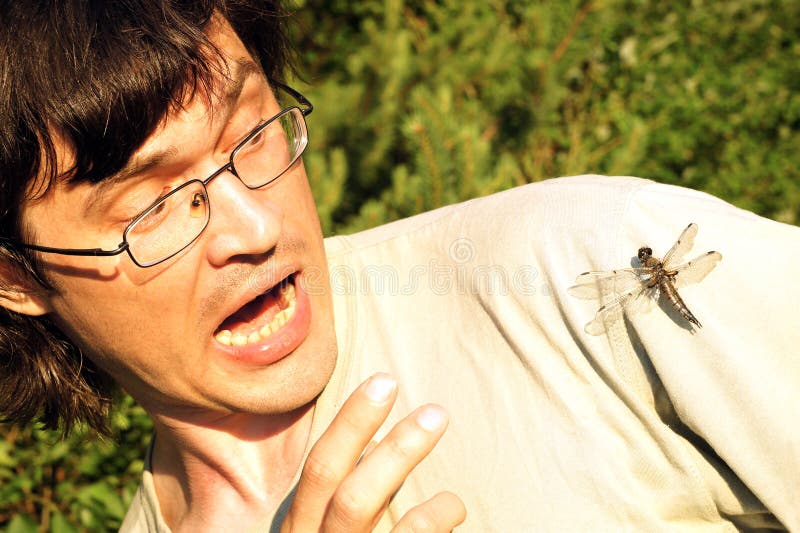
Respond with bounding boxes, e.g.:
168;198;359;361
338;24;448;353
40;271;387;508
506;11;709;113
417;405;447;432
365;373;396;402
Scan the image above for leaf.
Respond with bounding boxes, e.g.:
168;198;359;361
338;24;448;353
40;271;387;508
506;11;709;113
50;512;79;533
76;482;127;520
42;441;71;465
4;514;38;533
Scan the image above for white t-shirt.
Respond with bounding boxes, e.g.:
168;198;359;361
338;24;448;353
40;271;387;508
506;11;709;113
121;176;800;532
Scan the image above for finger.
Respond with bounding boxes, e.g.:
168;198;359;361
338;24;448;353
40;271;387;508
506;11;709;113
357;440;379;465
284;373;398;531
324;404;449;532
392;491;467;533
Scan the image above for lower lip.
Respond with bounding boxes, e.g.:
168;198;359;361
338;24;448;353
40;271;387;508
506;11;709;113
215;272;312;365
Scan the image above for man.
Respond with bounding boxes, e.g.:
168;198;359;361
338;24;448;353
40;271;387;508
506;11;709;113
1;2;797;532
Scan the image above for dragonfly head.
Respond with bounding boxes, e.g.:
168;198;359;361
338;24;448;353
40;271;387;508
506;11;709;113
637;246;653;262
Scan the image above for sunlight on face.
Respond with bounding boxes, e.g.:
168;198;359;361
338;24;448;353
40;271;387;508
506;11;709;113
20;17;337;423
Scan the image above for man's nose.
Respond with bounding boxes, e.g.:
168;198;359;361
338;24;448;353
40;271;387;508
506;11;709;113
201;171;282;266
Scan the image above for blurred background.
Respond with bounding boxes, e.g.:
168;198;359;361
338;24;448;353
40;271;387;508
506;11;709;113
2;0;798;530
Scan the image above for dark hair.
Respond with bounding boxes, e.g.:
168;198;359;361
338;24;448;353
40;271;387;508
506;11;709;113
0;0;294;433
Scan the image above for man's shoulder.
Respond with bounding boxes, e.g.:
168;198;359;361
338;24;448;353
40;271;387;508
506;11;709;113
324;175;654;260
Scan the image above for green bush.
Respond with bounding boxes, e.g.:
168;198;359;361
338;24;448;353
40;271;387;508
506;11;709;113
2;1;798;530
0;397;151;531
294;0;800;233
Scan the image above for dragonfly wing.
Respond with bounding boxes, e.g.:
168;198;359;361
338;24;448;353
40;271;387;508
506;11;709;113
569;268;651;300
662;223;698;268
626;284;659;314
672;251;722;288
584;284;654;335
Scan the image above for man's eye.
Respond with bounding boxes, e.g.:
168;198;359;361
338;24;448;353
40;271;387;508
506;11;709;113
130;197;172;234
248;129;266;147
189;192;207;218
150;201;167;217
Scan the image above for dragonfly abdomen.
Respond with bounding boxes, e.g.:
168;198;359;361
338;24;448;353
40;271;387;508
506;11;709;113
659;277;701;327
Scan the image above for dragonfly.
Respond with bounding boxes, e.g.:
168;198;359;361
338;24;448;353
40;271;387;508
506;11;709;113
569;223;722;335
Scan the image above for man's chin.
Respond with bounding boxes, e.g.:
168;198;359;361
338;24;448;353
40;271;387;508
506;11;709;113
216;334;337;417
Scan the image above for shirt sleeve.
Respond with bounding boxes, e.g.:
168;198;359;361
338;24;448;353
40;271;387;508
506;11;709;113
616;181;800;530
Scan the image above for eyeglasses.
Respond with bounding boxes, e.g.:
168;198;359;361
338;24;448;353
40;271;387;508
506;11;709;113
10;81;312;268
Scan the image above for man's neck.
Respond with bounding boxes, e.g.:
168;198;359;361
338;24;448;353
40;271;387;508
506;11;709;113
149;403;315;532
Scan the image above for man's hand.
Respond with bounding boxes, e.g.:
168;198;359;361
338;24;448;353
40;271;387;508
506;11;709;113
281;373;466;532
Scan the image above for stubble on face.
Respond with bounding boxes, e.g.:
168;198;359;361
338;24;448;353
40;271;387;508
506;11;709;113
21;18;339;427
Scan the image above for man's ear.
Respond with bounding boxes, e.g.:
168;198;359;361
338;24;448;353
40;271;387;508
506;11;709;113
0;287;52;316
0;262;53;316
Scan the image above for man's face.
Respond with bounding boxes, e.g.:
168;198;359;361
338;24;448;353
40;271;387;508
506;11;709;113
19;20;337;422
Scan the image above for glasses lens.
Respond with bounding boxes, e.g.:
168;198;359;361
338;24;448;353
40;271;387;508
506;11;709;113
234;107;308;188
125;180;209;266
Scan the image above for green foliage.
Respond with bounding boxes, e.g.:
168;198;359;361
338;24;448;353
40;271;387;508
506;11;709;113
0;397;151;531
3;1;799;530
293;0;800;233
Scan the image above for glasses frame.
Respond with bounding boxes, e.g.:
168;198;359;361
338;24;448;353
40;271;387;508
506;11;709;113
7;81;313;268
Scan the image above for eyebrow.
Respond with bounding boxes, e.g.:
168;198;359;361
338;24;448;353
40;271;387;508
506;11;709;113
82;58;263;214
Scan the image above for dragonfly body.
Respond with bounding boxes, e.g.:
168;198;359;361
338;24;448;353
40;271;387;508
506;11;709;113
639;247;701;328
569;224;721;335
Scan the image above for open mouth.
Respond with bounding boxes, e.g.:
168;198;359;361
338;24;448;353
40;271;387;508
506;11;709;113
214;274;298;347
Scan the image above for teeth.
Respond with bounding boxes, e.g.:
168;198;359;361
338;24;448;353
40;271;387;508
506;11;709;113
216;329;232;346
260;322;272;337
214;280;298;347
279;281;296;309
